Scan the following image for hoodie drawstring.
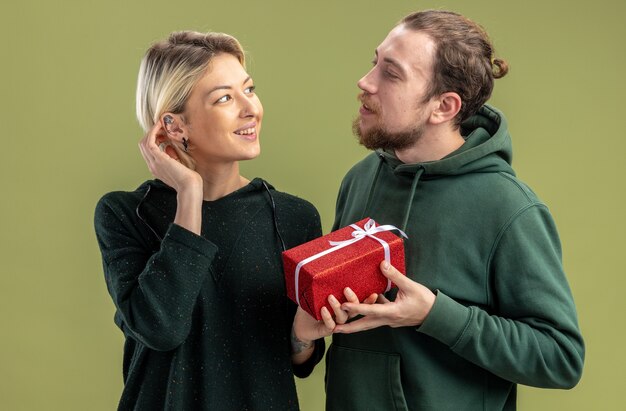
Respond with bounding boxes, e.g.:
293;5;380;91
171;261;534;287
401;167;424;232
362;154;424;233
363;154;385;217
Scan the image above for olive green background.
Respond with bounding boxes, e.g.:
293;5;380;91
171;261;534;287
1;0;624;409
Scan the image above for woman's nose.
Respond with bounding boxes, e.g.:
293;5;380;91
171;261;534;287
240;96;260;118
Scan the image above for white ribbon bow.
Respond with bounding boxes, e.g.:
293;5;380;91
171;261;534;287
293;219;408;306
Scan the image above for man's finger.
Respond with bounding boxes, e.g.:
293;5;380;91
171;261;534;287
334;316;386;334
341;300;390;317
379;260;413;289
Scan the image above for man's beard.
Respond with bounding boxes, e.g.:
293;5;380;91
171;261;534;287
352;116;424;151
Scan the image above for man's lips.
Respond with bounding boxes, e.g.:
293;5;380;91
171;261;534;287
359;103;376;115
357;91;378;114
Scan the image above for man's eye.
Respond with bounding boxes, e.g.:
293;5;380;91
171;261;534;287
384;71;399;80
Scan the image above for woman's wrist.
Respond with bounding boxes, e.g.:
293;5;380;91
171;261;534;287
177;185;203;206
291;327;314;355
174;179;203;235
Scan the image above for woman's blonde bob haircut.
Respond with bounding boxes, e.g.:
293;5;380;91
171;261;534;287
136;31;245;133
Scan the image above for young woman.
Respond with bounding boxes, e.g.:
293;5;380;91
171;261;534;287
94;31;346;410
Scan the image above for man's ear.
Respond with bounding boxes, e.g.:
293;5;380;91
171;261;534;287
160;113;186;142
430;92;462;125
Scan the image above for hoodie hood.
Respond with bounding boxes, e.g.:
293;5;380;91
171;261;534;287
377;105;514;178
363;105;515;231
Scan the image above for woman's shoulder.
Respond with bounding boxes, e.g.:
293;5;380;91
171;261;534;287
264;186;319;218
96;181;151;211
256;181;321;243
95;179;172;224
251;178;320;226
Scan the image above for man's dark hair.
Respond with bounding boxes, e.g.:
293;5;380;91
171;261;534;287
401;10;509;125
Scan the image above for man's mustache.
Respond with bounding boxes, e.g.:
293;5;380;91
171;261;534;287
357;92;379;114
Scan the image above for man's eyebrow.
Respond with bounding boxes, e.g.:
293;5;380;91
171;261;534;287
206;76;252;96
382;58;406;76
374;49;406;76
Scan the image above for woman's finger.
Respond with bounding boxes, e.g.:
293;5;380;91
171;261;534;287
328;294;349;325
139;122;165;163
363;293;379;305
343;287;359;303
138;140;154;169
377;293;390;304
320;306;336;333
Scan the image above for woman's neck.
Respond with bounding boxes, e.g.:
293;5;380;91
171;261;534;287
194;161;248;201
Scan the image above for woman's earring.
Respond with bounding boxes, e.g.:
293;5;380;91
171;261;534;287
182;137;189;152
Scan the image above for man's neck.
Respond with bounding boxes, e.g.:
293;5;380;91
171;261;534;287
394;127;465;164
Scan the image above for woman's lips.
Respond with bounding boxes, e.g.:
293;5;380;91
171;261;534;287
233;122;258;140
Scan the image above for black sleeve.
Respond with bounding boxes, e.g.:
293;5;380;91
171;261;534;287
288;199;326;377
94;194;218;351
293;338;326;378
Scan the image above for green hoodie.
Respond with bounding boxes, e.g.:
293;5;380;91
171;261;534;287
325;106;584;410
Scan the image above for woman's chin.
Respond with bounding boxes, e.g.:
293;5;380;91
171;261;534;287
238;145;261;161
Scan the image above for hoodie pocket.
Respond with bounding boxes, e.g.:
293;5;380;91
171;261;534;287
325;344;409;411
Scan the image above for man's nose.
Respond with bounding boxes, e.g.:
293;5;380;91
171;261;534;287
357;68;377;94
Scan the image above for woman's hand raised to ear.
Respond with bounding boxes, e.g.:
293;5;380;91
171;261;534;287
138;122;202;193
138;122;204;235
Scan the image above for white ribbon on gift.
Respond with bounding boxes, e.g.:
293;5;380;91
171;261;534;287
294;219;408;306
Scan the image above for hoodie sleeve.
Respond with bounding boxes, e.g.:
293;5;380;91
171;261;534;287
94;193;217;351
419;204;584;389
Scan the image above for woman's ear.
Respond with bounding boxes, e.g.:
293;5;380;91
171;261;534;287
160;113;186;141
430;92;462;125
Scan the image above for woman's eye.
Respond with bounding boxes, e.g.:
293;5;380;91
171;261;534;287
216;95;231;103
244;85;256;94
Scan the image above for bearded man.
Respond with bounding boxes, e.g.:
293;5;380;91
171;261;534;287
322;10;584;410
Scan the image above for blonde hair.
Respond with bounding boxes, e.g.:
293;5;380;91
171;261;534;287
136;31;245;132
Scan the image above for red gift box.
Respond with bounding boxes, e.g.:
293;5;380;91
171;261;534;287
282;218;406;320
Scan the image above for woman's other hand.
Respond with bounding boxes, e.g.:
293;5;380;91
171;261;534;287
290;288;377;364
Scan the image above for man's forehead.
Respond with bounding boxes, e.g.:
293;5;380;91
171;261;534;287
376;25;435;75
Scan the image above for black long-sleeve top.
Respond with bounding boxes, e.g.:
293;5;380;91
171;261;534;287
94;178;324;410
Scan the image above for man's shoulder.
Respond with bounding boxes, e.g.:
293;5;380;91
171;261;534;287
489;172;546;209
